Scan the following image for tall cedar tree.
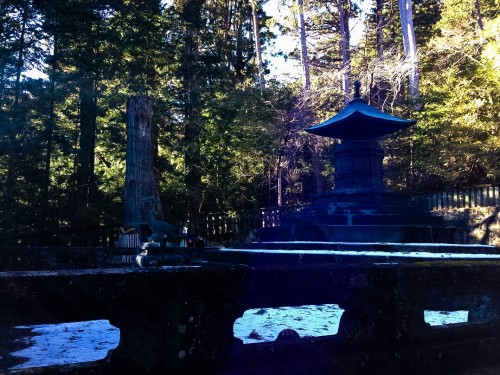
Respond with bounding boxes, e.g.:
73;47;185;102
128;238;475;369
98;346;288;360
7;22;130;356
0;0;44;232
176;0;204;226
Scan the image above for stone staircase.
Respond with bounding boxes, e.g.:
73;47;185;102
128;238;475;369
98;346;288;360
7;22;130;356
258;199;465;243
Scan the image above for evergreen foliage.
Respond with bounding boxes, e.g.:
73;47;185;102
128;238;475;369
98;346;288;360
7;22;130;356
0;0;498;239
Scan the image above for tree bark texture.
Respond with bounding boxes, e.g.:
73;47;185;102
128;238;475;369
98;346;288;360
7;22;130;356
179;0;204;223
251;0;266;90
296;0;325;194
376;0;384;59
42;33;58;229
338;0;351;104
474;0;484;31
297;0;310;91
123;96;163;228
398;0;420;102
3;0;30;230
74;75;98;228
277;166;282;207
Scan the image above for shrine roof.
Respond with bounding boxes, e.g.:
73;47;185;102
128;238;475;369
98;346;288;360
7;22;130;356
305;85;416;140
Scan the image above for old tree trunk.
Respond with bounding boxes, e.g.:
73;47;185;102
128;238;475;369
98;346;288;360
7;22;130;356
398;0;420;103
123;96;163;235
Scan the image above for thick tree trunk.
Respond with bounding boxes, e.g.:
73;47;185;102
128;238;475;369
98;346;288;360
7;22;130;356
277;166;282;207
309;137;324;194
338;0;351;104
13;0;29;110
178;0;204;226
123;96;163;231
3;0;30;231
42;33;58;230
251;0;265;90
74;75;98;230
371;0;389;106
297;0;324;194
376;0;384;59
234;2;247;82
474;0;484;31
297;0;310;91
398;0;420;103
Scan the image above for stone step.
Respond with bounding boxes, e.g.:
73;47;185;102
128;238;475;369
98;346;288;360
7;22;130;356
232;241;497;254
328;207;429;214
203;242;500;266
259;224;462;243
284;212;444;226
352;213;444;226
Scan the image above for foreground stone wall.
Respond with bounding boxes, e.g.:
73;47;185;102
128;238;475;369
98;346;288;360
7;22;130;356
3;255;500;374
438;207;500;246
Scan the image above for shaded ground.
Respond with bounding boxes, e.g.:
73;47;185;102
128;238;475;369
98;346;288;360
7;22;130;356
0;326;38;370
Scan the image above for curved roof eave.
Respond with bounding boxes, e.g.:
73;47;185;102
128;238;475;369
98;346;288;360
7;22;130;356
304;100;416;139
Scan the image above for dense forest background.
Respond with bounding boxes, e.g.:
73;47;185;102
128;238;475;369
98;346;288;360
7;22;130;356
0;0;498;237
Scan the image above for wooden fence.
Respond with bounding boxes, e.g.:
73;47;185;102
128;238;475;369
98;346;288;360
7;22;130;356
411;185;500;211
201;205;305;244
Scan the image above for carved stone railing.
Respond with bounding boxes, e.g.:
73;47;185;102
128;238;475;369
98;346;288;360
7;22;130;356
2;250;500;374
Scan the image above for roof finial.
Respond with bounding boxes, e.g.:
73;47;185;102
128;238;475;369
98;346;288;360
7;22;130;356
353;80;361;99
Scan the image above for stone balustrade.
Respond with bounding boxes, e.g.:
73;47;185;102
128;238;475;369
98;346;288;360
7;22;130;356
2;249;500;374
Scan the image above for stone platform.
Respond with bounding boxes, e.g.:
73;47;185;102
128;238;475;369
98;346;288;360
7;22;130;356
259;199;465;243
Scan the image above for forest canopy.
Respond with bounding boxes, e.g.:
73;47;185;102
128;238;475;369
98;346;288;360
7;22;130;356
0;0;498;237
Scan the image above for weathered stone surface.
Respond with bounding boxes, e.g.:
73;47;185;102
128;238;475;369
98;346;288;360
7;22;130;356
0;247;137;271
439;207;500;246
259;224;457;243
2;254;500;374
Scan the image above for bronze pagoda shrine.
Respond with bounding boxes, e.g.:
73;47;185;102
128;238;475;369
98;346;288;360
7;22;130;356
259;81;455;243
